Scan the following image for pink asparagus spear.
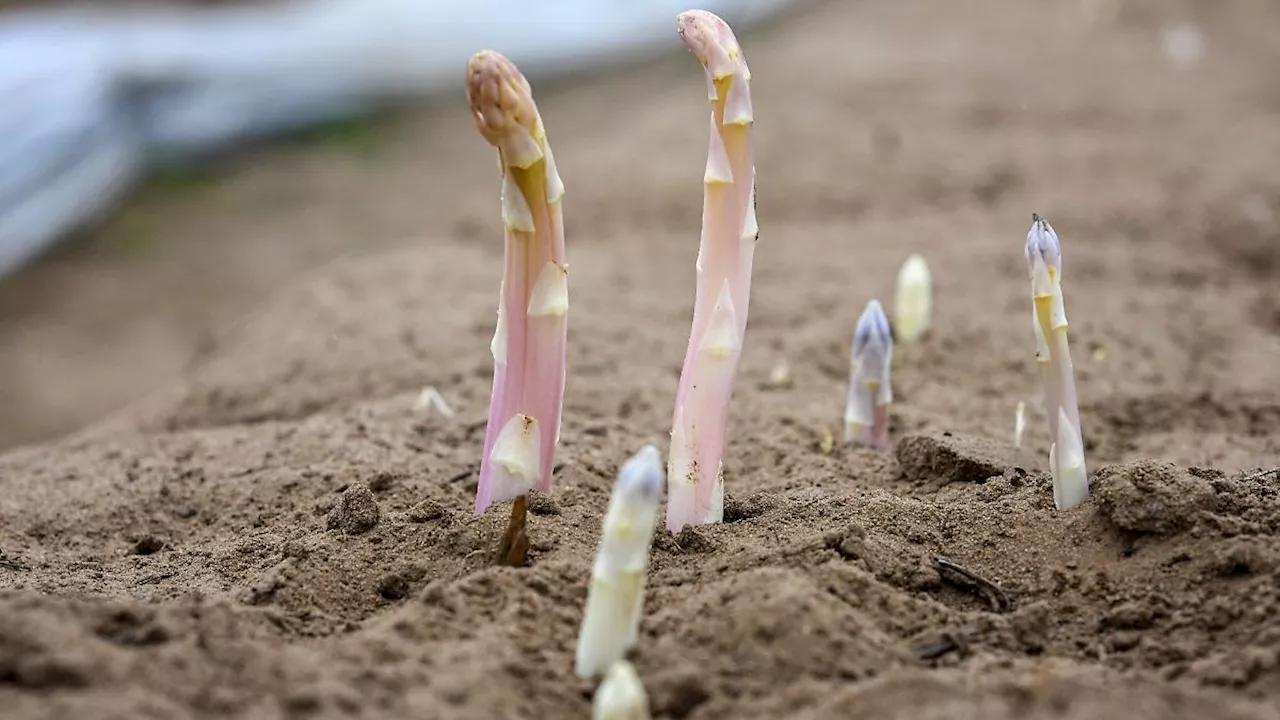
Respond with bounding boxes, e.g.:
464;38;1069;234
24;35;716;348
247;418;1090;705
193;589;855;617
666;10;758;533
466;51;568;551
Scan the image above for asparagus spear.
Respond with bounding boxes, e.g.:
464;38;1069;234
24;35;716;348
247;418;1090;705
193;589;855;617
1013;400;1027;450
1025;214;1088;510
576;445;664;679
667;10;758;532
844;299;893;448
466;51;569;543
893;253;932;344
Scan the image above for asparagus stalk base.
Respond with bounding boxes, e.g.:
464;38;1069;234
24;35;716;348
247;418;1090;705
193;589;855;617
593;661;651;720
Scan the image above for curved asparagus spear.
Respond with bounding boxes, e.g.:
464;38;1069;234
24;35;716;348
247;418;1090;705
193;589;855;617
466;51;568;516
666;9;758;533
844;299;893;448
1026;215;1088;510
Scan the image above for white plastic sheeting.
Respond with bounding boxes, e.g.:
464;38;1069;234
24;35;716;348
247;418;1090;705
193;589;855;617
0;0;796;277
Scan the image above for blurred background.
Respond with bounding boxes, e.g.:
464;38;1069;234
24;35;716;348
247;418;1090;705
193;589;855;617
0;0;1276;451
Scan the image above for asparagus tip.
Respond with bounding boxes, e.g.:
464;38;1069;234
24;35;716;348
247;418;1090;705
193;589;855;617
1025;214;1062;275
677;10;741;79
465;50;544;168
854;299;892;357
618;445;665;503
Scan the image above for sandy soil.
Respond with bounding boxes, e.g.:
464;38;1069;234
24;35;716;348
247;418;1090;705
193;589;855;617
4;0;1280;717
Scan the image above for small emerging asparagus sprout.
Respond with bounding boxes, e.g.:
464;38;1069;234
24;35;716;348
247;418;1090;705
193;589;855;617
466;51;569;562
667;10;758;533
576;445;664;678
1026;215;1088;510
766;359;792;388
593;661;651;720
845;300;894;448
893;253;933;344
1013;400;1027;450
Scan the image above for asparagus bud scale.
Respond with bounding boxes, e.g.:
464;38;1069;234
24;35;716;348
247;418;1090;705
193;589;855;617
593;660;651;720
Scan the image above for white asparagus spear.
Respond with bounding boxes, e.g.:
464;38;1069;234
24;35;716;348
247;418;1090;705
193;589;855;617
844;299;894;448
576;445;664;678
1026;215;1088;509
893;253;932;344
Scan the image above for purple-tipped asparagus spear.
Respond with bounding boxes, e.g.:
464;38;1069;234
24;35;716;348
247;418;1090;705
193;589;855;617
666;10;758;533
1026;215;1088;510
466;51;568;548
844;299;893;448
